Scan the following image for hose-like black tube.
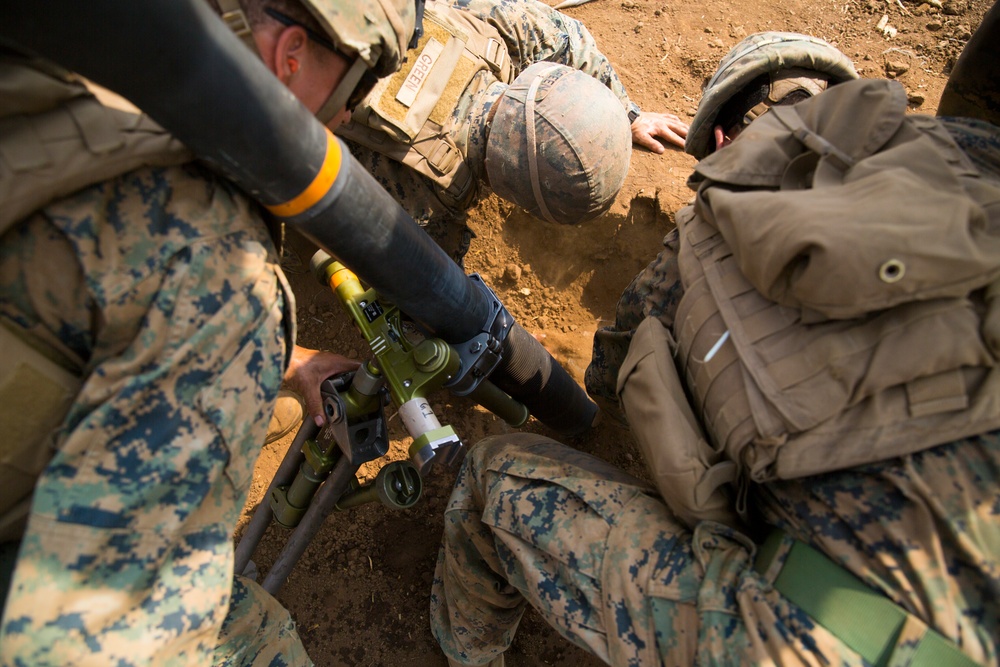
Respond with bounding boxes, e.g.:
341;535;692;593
937;0;1000;126
0;0;596;435
295;152;493;341
492;323;597;436
0;0;325;206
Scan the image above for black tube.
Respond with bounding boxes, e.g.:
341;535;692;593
490;323;597;436
303;158;593;434
295;153;494;341
1;0;327;206
0;0;597;435
938;0;1000;125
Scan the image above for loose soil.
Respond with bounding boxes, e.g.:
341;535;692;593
235;1;990;664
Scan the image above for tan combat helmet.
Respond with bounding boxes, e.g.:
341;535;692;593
218;0;420;122
485;62;632;226
686;32;859;160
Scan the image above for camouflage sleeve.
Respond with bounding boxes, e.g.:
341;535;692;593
585;228;684;423
755;430;1000;664
0;164;306;665
449;0;641;117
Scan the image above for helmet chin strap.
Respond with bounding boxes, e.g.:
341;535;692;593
316;57;368;124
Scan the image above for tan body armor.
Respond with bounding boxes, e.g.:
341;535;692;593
619;79;1000;526
0;55;191;540
335;0;513;207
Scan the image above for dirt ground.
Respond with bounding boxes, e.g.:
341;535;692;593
234;0;990;664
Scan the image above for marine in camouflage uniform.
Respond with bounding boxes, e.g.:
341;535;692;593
430;31;1000;667
341;0;645;262
585;31;859;423
0;161;305;665
0;0;417;662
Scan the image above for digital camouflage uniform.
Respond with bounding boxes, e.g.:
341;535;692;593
0;162;310;665
342;0;641;262
430;430;999;666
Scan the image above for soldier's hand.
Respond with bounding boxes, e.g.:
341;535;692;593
284;345;361;426
631;112;689;153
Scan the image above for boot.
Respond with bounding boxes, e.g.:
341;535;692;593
265;389;304;444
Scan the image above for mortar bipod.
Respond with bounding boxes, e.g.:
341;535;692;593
311;250;530;476
234;372;420;595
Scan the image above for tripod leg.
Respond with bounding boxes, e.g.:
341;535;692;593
234;419;319;576
261;455;360;594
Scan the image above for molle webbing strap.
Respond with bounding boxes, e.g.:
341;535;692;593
337;119;475;205
754;531;982;667
217;0;260;57
339;1;511;187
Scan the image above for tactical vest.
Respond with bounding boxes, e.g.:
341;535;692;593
0;55;191;542
336;0;513;209
620;79;1000;525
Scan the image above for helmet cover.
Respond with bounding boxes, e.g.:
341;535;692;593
485;62;632;225
686;31;859;159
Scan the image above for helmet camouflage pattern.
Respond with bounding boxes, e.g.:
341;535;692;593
686;31;859;159
485;62;632;226
300;0;417;77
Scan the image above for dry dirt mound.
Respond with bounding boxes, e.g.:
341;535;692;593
236;0;991;664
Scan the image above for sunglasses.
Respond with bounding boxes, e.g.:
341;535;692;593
264;7;377;113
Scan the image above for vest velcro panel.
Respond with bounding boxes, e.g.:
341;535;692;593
335;1;512;203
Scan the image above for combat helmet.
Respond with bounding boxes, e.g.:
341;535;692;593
218;0;420;121
485;62;632;225
686;32;859;159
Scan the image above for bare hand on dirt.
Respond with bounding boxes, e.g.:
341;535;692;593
284;345;362;426
631;112;689;153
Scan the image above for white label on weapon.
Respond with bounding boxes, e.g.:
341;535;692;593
395;38;444;108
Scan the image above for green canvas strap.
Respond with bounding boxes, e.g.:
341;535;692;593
754;531;982;667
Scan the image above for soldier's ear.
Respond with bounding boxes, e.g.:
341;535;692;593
273;25;309;83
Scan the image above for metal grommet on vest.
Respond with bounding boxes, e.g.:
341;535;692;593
879;259;906;283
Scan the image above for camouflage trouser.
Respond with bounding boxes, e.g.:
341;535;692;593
431;429;1000;667
429;433;900;667
584;228;683;425
0;164;310;666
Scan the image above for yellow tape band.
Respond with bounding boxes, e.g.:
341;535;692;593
330;265;356;290
266;128;341;218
